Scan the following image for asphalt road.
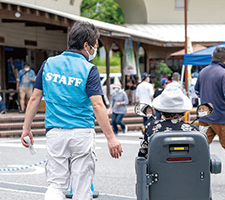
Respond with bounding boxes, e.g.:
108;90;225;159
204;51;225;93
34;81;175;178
0;131;224;200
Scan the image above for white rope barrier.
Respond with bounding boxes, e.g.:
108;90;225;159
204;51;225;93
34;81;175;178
0;159;47;172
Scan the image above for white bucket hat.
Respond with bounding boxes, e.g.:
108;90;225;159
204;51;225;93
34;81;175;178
153;87;192;113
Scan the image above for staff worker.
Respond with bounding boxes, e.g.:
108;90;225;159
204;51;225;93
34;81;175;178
21;21;123;200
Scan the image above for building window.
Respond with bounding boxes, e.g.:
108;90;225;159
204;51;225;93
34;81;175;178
175;0;188;9
0;36;5;43
24;40;37;47
70;0;75;5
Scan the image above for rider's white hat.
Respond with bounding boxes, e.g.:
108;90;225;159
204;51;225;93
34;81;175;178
153;87;193;113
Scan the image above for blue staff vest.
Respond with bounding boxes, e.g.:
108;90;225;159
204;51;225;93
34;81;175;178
42;51;95;129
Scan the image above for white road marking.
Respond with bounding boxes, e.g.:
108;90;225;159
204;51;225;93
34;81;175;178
0;135;141;148
0;143;46;148
0;181;47;195
0;138;46;143
0;131;141;155
0;142;101;150
100;193;136;199
0;187;136;199
96;131;142;138
0;180;47;189
0;131;142;142
0;187;45;195
0;140;139;148
95;138;140;144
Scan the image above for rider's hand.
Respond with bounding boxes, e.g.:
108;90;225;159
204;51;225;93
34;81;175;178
21;130;34;148
107;137;123;159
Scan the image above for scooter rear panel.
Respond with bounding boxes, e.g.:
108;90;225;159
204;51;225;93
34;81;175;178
147;131;210;200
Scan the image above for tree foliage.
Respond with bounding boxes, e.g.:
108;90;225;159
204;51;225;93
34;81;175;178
154;62;173;87
81;0;125;24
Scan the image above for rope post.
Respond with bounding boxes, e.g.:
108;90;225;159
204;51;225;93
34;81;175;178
65;186;73;198
91;183;99;198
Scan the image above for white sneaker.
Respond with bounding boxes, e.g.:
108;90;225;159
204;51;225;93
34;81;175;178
123;125;128;133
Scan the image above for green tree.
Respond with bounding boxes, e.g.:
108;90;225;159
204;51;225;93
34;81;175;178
81;0;125;24
154;62;173;87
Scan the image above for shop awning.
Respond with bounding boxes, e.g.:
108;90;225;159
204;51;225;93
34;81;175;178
183;42;225;65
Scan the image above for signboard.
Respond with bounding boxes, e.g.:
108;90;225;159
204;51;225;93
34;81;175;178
124;39;137;75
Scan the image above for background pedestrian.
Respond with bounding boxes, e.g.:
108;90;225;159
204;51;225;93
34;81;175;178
166;72;186;94
195;45;225;149
131;75;139;105
16;62;35;113
108;82;129;134
136;72;154;125
125;75;133;104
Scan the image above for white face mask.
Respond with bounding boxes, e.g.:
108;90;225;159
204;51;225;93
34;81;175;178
86;45;97;61
147;114;152;118
113;88;120;93
198;111;208;117
24;67;30;71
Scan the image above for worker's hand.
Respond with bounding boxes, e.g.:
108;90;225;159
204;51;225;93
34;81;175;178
107;108;112;114
21;130;34;148
107;136;123;159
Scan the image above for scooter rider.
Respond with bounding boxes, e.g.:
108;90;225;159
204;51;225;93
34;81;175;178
138;87;198;158
197;102;213;117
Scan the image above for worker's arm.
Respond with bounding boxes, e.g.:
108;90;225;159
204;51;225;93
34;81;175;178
21;88;43;147
90;95;123;159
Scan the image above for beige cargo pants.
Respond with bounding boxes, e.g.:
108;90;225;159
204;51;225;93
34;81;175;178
44;128;96;200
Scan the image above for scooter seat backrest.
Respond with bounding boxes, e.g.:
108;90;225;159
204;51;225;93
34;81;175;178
147;131;210;200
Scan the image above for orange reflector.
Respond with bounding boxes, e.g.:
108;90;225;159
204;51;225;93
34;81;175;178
167;157;191;161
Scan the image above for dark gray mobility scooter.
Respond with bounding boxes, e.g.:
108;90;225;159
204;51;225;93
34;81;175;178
135;103;222;200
